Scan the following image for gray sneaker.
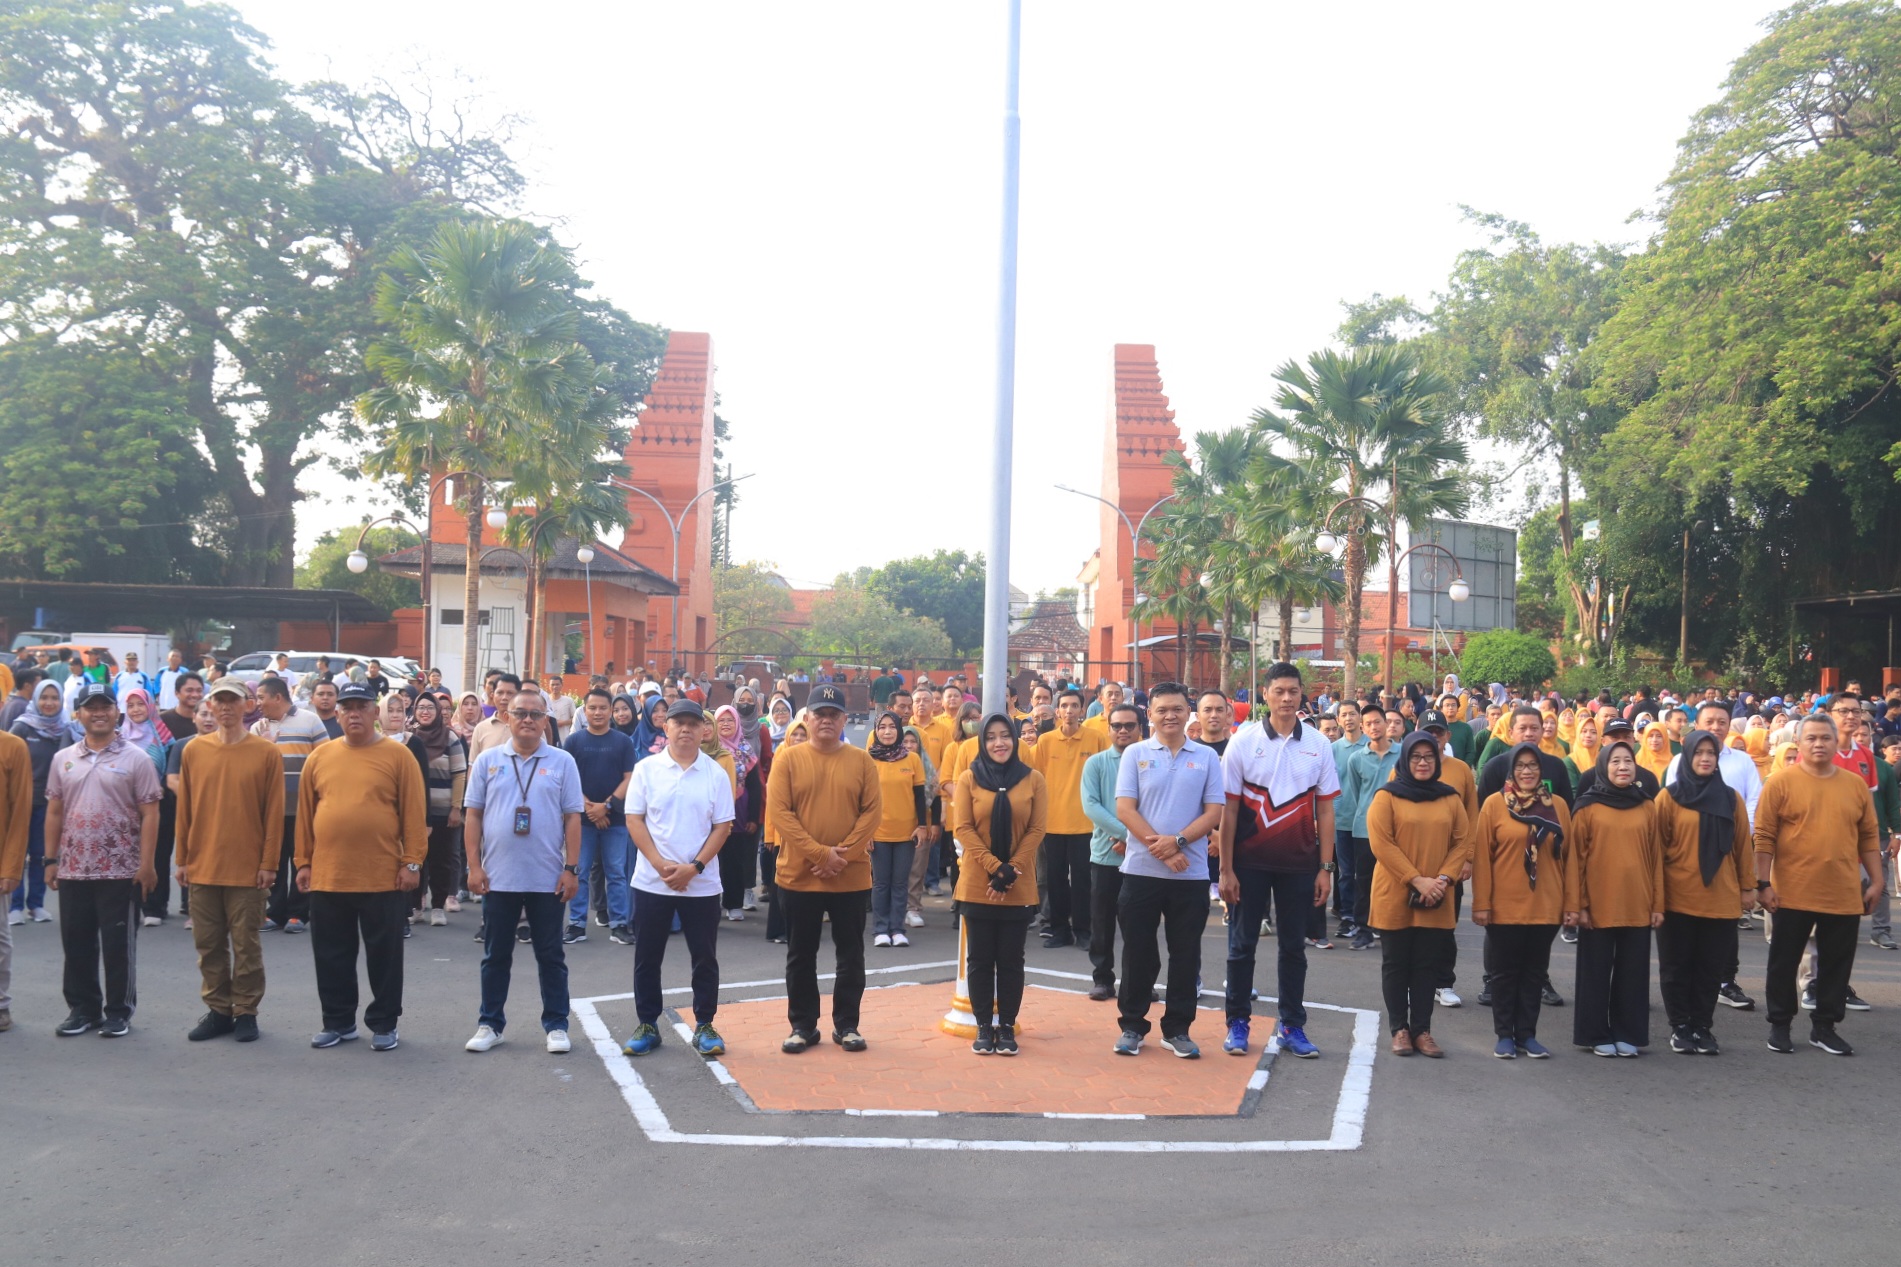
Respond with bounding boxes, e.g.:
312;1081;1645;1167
311;1025;360;1048
1113;1030;1143;1056
1872;931;1898;951
370;1030;400;1052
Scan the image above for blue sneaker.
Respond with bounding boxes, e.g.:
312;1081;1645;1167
1493;1038;1517;1059
1112;1029;1143;1056
1279;1025;1320;1058
622;1023;662;1057
1161;1033;1201;1059
370;1030;399;1052
1224;1018;1250;1055
1518;1038;1551;1059
692;1023;726;1058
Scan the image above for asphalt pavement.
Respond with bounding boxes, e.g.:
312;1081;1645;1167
6;880;1901;1266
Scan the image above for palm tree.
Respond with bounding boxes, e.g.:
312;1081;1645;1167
1254;344;1468;699
359;218;609;690
502;476;628;676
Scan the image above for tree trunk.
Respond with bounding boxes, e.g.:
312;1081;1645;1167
1218;600;1233;694
463;498;484;692
1278;596;1294;664
1342;532;1365;700
525;554;543;681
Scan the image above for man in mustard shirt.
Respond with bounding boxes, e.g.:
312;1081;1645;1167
1029;689;1108;948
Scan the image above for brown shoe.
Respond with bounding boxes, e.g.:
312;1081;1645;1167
1413;1031;1444;1058
1391;1028;1414;1056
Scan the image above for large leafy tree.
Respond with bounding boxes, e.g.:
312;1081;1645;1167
296;525;420;619
808;579;953;666
865;550;986;657
0;2;527;584
715;561;795;643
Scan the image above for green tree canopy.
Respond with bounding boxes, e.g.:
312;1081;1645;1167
809;579;953;666
715;561;795;642
864;551;986;656
295;525;421;619
1458;629;1558;694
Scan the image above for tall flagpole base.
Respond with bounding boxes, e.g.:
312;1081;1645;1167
943;915;980;1037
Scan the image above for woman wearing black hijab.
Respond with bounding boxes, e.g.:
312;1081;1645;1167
1655;730;1751;1055
1366;731;1473;1057
952;714;1047;1055
1570;739;1664;1056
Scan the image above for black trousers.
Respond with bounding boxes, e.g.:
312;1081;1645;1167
1485;923;1558;1042
143;796;178;918
1574;924;1653;1046
1088;862;1123;987
309;889;406;1034
761;844;786;941
412;823;459;912
1436;883;1464;988
1766;906;1860;1027
59;878;140;1023
1040;833;1092;940
721;827;759;909
266;817;309;925
1380;925;1453;1036
1351;837;1375;931
966;907;1031;1026
780;887;867;1035
1116;874;1209;1039
1656;911;1733;1034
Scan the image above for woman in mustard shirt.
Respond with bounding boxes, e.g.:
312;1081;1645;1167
867;711;927;948
953;715;1046;1055
1472;743;1577;1059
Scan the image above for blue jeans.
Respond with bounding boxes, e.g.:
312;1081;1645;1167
869;840;915;936
633;888;721;1026
1225;868;1316;1028
568;824;630;928
478;891;569;1033
9;805;46;913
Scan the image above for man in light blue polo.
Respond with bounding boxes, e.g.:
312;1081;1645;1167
462;683;584;1056
1111;681;1226;1058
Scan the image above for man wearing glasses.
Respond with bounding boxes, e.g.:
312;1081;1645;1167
1080;703;1144;1000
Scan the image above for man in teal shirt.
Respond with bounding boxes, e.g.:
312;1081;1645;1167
1327;701;1369;938
1081;702;1143;1000
1340;705;1396;950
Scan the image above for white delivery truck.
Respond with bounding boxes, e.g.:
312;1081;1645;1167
71;630;175;675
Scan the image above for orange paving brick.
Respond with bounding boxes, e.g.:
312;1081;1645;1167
706;983;1264;1116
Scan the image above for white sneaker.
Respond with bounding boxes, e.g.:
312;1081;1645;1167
725;909;745;922
465;1024;504;1052
30;907;50;923
429;909;447;927
546;1029;571;1054
904;911;925;928
742;893;757;911
1435;987;1462;1008
6;909;22;926
873;933;892;947
141;915;162;928
892;932;910;948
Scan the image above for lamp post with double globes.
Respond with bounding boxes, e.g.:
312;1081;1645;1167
345;475;509;675
1314;500;1470;692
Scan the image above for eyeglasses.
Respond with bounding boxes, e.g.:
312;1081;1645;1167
510;709;547;721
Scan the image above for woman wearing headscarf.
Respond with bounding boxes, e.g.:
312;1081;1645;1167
953;714;1047;1055
609;693;639;737
1569;739;1664;1056
378;692;410;744
900;724;942;929
1564;713;1602;788
633;693;669;760
1472;742;1577;1059
1636;719;1675;783
713;703;764;921
452;691;484;742
767;695;793;744
119;687;172;769
1538;712;1568;760
865;710;928;948
404;692;469;926
1366;731;1472;1057
1742;714;1772;777
937;700;984;835
731;684;775;789
7;679;70;923
1655;729;1752;1055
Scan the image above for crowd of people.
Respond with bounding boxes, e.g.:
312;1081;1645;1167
0;646;1888;1073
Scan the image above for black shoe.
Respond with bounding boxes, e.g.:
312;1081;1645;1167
1669;1026;1697;1054
832;1029;868;1052
1766;1023;1794;1053
1088;982;1115;1001
1717;982;1755;1010
1541;984;1565;1007
98;1017;129;1037
1476;989;1493;1008
593;911;610;927
1845;988;1872;1012
55;1011;98;1037
1691;1027;1720;1055
233;1015;259;1043
995;1023;1018;1055
1336;920;1355;940
1800;985;1817;1011
188;1010;236;1042
562;924;587;944
609;925;633;945
971;1024;996;1055
1041;932;1075;949
402;922;412;939
781;1029;821;1054
514;922;532;943
1559;926;1578;944
1348;931;1375;951
1811;1024;1854;1056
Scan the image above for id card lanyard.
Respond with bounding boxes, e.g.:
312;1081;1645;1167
509;753;542;835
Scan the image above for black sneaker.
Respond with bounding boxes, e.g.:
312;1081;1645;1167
233;1015;259;1043
1800;985;1817;1010
1766;1023;1794;1053
98;1017;129;1037
995;1024;1018;1055
55;1012;98;1037
1476;989;1493;1008
1041;932;1075;949
1336;920;1355;940
1669;1027;1697;1054
1845;988;1872;1012
514;922;532;943
609;925;633;945
1559;926;1578;944
971;1025;996;1055
1810;1024;1853;1056
1717;982;1755;1010
1691;1027;1721;1056
188;1010;236;1042
832;1029;868;1052
562;924;587;944
1542;984;1565;1007
781;1029;821;1054
1348;931;1375;951
1087;982;1115;1001
593;911;610;927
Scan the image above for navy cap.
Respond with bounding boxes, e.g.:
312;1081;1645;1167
666;698;705;721
1420;709;1450;732
72;680;115;705
807;683;847;712
336;681;376;704
1602;716;1636;734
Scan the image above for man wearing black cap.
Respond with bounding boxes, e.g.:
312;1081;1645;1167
765;683;882;1053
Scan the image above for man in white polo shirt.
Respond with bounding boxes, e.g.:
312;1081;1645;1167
620;699;735;1059
1217;662;1339;1060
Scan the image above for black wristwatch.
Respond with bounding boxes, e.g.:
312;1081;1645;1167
692;859;708;874
1321;861;1337;873
1173;834;1188;851
562;864;580;877
1755;880;1772;891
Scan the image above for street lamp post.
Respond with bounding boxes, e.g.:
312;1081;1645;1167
1054;484;1175;691
577;544;596;675
607;474;752;674
350;470;506;677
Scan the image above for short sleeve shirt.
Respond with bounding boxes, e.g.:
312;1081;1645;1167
563;727;638;825
47;736;164;879
1222;718;1341;873
464;741;585;893
627;749;736;897
1113;736;1225;880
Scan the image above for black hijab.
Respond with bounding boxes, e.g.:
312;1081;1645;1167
1573;739;1651;814
612;693;641;738
1377;732;1457;804
1668;729;1735;885
969;713;1032;889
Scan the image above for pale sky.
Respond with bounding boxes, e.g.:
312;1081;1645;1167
250;0;1781;594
